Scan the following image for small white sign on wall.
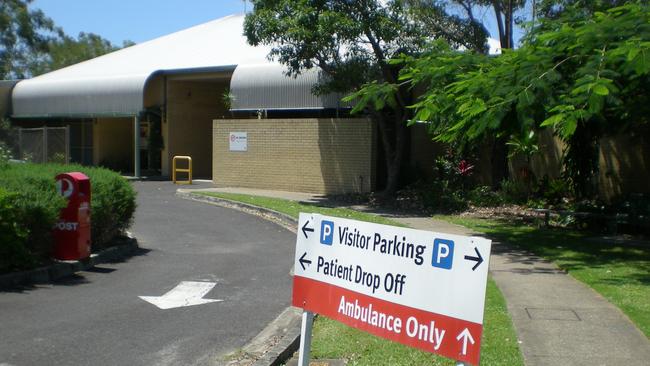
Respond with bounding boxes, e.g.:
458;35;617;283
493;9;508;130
229;132;248;152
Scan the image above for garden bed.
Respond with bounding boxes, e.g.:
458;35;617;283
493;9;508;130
0;162;136;274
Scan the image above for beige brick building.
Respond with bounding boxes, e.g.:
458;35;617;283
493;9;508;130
4;14;648;199
213;118;375;194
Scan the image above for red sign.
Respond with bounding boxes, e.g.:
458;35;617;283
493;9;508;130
292;276;482;365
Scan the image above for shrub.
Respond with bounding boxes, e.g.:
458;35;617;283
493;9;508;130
537;177;572;205
499;179;530;204
80;166;137;248
0;163;136;272
0;188;36;272
0;165;68;263
422;180;469;213
468;186;504;207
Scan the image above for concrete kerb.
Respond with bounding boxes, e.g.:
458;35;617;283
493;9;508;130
176;189;299;235
177;190;303;366
0;232;140;290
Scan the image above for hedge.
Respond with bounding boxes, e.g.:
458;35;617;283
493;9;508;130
0;163;136;273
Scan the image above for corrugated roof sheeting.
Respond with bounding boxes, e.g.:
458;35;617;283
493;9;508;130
230;64;347;111
12;15;272;118
12;76;146;117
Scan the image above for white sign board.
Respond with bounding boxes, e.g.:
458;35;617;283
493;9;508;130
292;213;492;365
229;132;247;152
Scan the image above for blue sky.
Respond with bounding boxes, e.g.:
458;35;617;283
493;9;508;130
32;0;249;45
32;0;520;51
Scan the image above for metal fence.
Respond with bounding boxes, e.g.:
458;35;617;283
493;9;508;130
18;127;70;164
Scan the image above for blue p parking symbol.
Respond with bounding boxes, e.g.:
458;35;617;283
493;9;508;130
320;220;334;245
432;238;454;269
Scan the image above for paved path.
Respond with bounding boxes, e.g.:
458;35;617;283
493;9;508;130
0;182;295;366
388;217;650;366
198;187;650;366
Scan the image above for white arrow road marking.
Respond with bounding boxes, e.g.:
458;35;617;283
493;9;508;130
456;328;475;356
139;281;223;310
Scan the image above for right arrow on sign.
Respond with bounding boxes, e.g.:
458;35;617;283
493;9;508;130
456;328;475;356
299;252;312;270
464;247;484;271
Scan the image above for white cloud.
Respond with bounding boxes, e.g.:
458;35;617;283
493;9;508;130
488;37;502;55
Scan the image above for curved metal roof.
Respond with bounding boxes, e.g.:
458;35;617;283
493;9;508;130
230;63;347;111
11;14;272;118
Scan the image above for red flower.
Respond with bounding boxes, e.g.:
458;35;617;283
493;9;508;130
458;160;474;176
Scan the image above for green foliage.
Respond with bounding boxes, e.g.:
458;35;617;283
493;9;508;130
0;188;38;271
74;165;137;248
1;1;132;78
0;163;136;272
499;179;531;204
0;166;66;272
467;185;504;207
423;180;469;213
445;215;650;338
199;192;402;227
244;0;490;194
507;130;539;161
221;88;234;111
30;32;127;76
0;0;59;79
0;119;18;165
539;177;572;205
399;2;650;198
0;144;11;169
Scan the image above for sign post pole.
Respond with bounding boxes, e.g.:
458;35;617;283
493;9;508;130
297;311;314;366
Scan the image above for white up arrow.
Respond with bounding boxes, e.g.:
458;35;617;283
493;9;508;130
139;281;223;310
456;328;475;356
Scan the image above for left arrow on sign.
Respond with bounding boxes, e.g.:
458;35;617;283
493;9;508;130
299;252;312;270
139;281;223;310
302;220;314;238
456;328;475;356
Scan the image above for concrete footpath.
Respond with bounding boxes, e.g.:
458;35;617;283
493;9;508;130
183;186;650;366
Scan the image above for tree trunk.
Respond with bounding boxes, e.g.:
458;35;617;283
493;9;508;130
491;135;509;189
492;1;507;49
564;121;600;199
374;111;408;197
506;0;514;49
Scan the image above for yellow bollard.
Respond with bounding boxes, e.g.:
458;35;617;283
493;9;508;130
172;156;192;185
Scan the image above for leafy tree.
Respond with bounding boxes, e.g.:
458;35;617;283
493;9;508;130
449;0;526;49
0;0;59;79
400;2;650;198
405;0;489;53
244;0;488;195
1;1;133;78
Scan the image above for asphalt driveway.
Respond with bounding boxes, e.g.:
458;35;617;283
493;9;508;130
0;180;295;366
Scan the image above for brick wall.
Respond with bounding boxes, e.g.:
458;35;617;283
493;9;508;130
213;118;374;194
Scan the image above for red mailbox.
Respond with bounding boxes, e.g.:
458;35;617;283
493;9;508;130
52;172;91;260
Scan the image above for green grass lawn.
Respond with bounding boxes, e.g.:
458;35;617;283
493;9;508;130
441;216;650;339
198;192;402;226
199;192;524;365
